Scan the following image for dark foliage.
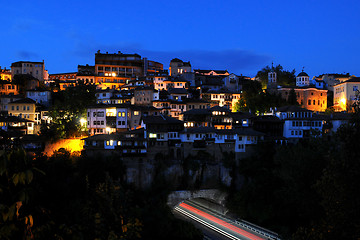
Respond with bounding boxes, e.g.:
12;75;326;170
0;149;203;239
226;115;360;239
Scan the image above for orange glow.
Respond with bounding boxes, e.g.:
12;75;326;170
43;138;84;156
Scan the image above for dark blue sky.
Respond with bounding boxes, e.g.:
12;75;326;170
1;0;359;77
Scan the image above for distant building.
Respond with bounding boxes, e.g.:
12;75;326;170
11;61;46;81
76;64;95;84
222;74;250;92
315;73;354;91
169;58;192;76
94;50;163;89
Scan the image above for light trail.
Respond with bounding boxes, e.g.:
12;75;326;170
177;202;265;240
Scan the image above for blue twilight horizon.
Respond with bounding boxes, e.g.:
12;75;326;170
1;0;359;78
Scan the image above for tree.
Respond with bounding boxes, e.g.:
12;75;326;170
256;64;296;88
287;88;298;105
40;84;96;141
0;148;45;239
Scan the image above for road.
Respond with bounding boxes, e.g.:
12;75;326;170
174;201;267;240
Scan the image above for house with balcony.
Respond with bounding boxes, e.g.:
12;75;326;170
274;105;325;140
0;115;34;135
141;115;184;160
180;127;264;161
82;128;147;158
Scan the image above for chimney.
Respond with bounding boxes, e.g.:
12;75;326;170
97;50;100;54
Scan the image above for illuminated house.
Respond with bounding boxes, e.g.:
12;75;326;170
154;78;188;91
180;106;233;129
8;98;40;124
201;89;241;110
152;99;171;116
11;61;46;81
333;77;360;112
87;105;129;135
0;81;19;95
169;58;191;76
94;50;163;89
0;115;34;135
0;67;11;81
87;104;160;135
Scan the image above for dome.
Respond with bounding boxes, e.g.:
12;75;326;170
297;71;309;77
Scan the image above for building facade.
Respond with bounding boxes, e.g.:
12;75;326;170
333;77;360;111
11;61;46;81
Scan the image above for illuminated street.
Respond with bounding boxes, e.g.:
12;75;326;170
174;201;267;240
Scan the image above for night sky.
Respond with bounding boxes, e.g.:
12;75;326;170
1;0;359;77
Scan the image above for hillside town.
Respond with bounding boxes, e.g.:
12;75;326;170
0;50;357;160
1;51;360;239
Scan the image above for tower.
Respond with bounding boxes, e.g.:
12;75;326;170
268;62;277;89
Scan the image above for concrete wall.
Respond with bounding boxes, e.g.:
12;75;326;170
167;189;228;208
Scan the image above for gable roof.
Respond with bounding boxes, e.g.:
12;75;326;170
168;88;188;94
9;98;36;104
276;105;312;113
142;115;183;124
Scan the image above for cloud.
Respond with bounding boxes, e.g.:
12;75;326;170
142;49;271;74
70;41;270;76
17;50;39;59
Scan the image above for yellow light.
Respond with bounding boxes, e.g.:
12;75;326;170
112;72;116;77
106;127;111;133
43;138;84;156
340;98;346;106
80;118;86;126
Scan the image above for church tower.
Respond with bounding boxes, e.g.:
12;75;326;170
268;62;277;89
